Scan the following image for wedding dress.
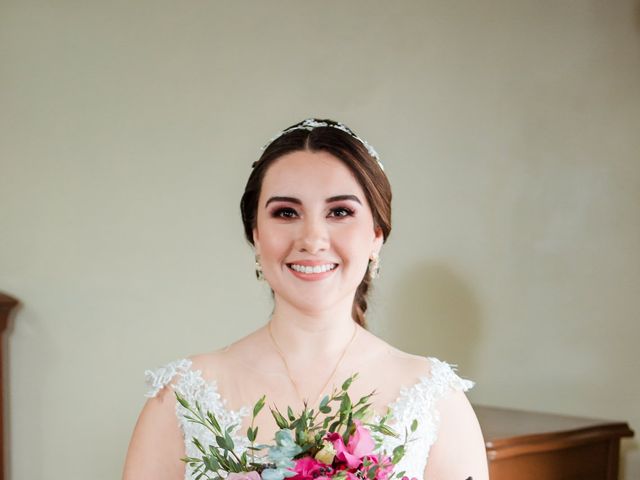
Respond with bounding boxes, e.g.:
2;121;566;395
145;355;474;480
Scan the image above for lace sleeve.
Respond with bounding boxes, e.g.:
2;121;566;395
426;357;475;397
375;356;474;480
144;358;192;398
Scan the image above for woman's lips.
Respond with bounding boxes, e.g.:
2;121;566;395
286;263;339;281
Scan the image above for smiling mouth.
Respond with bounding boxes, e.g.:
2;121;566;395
286;263;339;274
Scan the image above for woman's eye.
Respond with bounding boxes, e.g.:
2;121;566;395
272;207;298;218
330;207;355;218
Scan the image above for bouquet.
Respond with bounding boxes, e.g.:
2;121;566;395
175;373;421;480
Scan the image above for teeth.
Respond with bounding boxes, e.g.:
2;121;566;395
290;264;337;274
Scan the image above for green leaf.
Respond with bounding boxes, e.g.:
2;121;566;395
175;391;191;409
352;405;369;419
339;393;352;414
215;435;228;450
378;424;399;438
319;405;331;414
253;395;266;417
193;438;206;454
341;373;358;391
224;431;235;451
355;391;375;405
319;395;330;408
287;406;295;421
392;445;405;464
247;426;256;442
410;418;418;432
334;471;348;480
271;407;289;429
208;447;221;465
203;456;218;472
207;411;222;433
367;464;379;479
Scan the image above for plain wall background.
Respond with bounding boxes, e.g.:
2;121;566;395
1;1;639;479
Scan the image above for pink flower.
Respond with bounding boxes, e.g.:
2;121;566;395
362;454;394;480
401;476;417;480
290;456;334;480
227;472;261;480
326;419;376;469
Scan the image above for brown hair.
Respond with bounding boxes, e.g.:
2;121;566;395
240;119;392;328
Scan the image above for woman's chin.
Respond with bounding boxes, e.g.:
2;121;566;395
273;291;345;315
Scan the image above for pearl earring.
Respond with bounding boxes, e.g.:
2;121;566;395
368;253;380;280
255;254;264;281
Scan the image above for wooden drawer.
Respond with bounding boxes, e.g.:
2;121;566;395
474;405;634;480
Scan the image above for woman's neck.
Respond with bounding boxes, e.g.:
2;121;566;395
266;303;359;361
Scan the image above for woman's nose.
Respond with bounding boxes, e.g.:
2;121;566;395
297;217;329;253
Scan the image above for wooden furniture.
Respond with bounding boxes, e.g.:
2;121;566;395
0;293;18;480
475;404;634;480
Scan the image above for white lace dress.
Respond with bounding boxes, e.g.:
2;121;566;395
145;357;474;480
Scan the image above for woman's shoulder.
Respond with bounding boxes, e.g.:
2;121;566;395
357;331;474;404
379;341;475;394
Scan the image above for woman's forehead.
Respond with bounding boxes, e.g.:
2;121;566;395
260;151;364;198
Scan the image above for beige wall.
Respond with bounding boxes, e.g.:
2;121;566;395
1;1;638;479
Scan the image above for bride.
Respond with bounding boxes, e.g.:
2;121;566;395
123;119;489;480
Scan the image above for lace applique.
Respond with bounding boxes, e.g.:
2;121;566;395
145;358;253;480
144;356;473;480
372;357;474;480
144;358;191;398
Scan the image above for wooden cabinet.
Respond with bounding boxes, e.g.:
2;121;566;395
475;405;634;480
0;293;18;480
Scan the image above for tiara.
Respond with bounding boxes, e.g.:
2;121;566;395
259;118;384;171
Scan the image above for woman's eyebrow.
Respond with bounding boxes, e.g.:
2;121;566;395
265;195;362;208
326;194;362;205
265;196;301;208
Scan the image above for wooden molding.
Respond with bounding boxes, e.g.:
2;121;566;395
0;292;17;480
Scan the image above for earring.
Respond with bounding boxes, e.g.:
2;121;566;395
255;254;264;281
368;253;380;280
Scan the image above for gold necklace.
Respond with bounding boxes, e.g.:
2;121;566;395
267;319;359;408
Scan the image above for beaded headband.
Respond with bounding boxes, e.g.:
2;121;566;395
258;118;384;171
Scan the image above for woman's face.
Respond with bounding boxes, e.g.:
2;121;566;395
253;150;383;315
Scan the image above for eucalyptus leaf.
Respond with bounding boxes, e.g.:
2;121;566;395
339;394;352;414
341;373;358;391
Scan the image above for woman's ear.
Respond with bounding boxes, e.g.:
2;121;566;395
372;226;384;256
252;227;261;255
